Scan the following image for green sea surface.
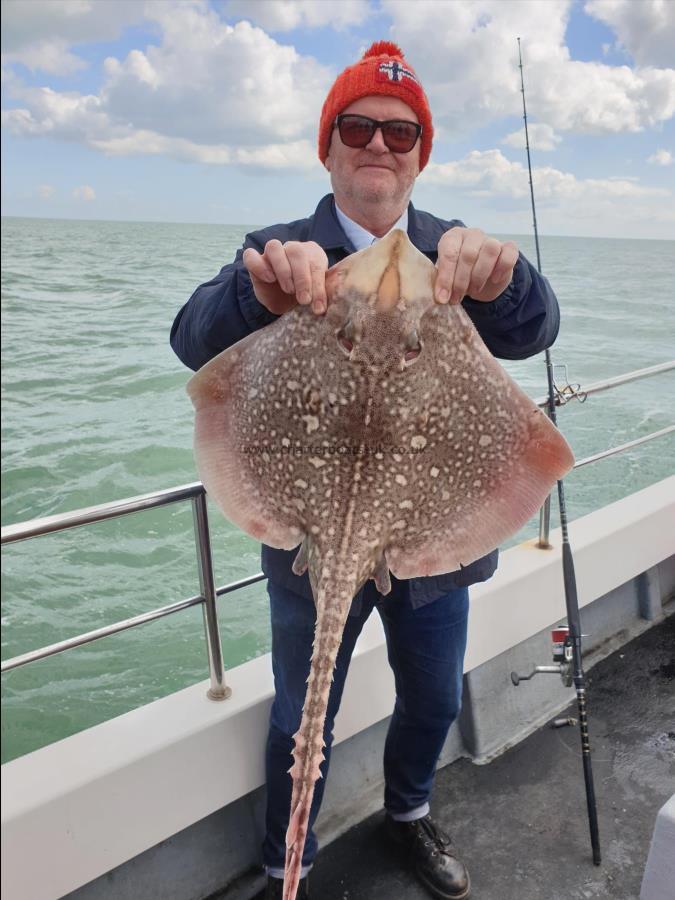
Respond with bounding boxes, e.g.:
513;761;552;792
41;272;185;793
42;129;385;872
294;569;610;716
2;215;674;763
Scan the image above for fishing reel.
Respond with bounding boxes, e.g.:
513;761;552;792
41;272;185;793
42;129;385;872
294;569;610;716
511;625;574;690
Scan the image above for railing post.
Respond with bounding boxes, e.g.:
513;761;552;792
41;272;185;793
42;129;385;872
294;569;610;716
192;491;231;701
537;494;552;548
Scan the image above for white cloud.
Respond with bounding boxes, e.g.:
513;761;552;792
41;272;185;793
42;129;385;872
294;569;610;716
223;0;370;31
1;93;320;171
90;130;318;170
648;148;673;166
99;10;331;146
2;38;86;76
1;4;333;171
73;184;96;200
1;86;112;141
422;148;669;202
585;0;675;67
383;0;675;137
420;148;673;236
37;184;55;199
501;123;562;151
1;0;146;74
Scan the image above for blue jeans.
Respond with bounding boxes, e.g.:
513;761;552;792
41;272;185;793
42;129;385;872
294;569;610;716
262;579;469;871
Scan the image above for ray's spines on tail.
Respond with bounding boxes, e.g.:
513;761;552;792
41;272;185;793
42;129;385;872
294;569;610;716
282;576;358;900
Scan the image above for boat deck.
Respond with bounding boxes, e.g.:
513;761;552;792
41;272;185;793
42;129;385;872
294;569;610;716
253;614;674;900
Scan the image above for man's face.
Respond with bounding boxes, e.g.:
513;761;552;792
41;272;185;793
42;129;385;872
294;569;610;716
324;95;421;214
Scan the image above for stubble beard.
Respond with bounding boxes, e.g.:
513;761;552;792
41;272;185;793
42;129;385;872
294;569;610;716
340;171;415;218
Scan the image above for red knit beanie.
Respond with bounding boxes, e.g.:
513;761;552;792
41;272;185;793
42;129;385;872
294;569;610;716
318;41;433;171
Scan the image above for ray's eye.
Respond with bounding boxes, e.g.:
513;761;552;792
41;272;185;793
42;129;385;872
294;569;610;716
337;320;355;355
404;329;422;364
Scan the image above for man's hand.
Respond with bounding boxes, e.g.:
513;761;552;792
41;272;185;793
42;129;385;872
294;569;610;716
243;240;329;316
435;227;518;305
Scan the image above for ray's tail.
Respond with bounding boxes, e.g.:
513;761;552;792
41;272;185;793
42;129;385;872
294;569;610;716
282;578;357;900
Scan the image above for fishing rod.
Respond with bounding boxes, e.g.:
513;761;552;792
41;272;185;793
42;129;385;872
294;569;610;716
511;36;602;867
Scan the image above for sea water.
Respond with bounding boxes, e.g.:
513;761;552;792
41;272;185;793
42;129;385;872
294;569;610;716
1;215;674;762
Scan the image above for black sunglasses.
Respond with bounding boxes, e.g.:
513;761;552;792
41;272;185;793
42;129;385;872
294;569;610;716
334;114;422;154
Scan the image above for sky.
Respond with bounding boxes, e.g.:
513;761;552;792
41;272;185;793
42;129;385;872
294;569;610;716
1;0;674;238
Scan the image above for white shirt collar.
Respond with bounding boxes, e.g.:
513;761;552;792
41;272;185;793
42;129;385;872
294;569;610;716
335;203;409;252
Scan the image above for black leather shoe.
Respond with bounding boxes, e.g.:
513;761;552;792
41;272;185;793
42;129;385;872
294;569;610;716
385;814;471;899
263;875;310;899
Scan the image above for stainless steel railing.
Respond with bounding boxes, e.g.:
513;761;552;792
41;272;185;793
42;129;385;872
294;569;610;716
535;360;675;547
0;482;254;698
2;360;674;687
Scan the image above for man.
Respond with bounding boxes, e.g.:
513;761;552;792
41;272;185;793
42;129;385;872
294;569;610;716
171;41;559;900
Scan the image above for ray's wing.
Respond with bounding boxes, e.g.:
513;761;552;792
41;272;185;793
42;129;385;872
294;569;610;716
186;299;359;551
187;321;307;549
383;303;574;579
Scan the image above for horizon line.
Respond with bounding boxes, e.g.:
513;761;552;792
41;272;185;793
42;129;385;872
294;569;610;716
2;213;673;243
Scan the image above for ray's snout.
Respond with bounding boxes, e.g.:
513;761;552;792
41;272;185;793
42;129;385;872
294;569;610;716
342;229;435;312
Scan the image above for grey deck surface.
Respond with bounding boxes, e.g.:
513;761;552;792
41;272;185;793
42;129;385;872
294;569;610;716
302;615;675;900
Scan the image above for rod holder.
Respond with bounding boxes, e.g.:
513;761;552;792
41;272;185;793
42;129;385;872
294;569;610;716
510;664;565;686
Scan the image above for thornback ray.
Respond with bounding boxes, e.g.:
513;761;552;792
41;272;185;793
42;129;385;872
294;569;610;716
187;229;574;900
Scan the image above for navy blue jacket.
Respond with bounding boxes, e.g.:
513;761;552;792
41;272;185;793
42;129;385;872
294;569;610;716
171;194;560;610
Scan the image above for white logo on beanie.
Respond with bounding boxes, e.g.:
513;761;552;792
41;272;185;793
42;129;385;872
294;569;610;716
378;61;419;85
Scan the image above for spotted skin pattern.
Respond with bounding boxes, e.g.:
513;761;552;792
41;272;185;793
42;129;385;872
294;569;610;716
187;231;574;900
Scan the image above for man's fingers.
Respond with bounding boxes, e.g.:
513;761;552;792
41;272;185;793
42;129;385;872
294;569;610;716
436;229;520;305
242;247;276;283
309;261;327;314
246;239;327;314
449;229;484;304
490;241;519;285
467;237;502;298
285;243;313;306
288;241;328;314
434;228;464;304
263;239;294;295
